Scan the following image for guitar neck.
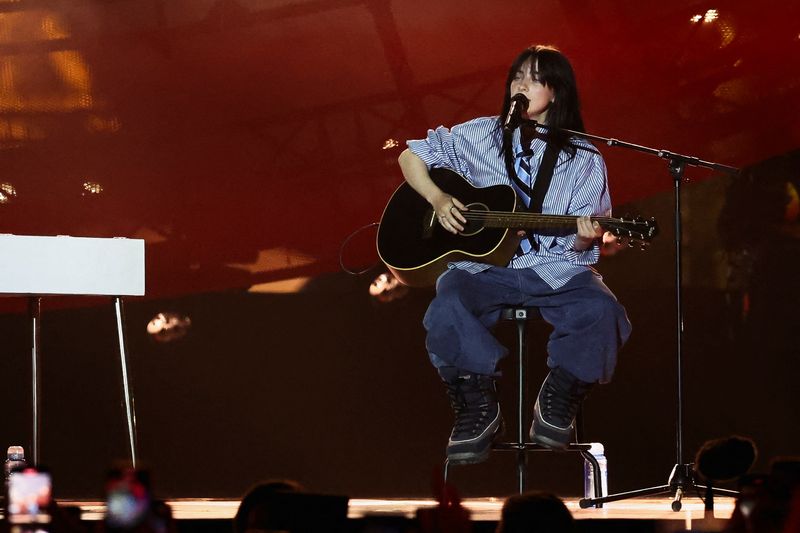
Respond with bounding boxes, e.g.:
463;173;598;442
465;211;612;230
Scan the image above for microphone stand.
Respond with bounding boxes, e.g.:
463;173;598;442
521;119;740;511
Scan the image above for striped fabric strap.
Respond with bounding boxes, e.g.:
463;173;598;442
511;142;561;255
512;153;534;255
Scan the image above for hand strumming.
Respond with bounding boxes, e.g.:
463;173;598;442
431;191;468;234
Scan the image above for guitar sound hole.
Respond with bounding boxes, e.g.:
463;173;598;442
460;202;488;237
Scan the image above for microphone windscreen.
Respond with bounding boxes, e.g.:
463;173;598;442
511;93;530;112
695;435;757;482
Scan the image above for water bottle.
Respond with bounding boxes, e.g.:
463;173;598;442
4;445;27;485
583;442;608;499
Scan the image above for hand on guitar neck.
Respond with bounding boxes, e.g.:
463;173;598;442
574;216;605;251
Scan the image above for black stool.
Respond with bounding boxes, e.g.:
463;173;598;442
444;307;604;505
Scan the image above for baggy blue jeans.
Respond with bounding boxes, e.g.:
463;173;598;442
423;266;632;384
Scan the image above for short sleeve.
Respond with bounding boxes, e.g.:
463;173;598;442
406;125;471;178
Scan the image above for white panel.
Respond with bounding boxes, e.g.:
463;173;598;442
0;235;145;296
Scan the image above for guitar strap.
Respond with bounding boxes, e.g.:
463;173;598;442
528;141;560;214
505;140;561;252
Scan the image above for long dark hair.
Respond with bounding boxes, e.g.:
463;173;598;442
497;45;585;162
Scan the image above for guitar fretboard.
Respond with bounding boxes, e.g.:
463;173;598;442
464;211;614;229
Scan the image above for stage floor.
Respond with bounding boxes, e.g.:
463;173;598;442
64;495;736;524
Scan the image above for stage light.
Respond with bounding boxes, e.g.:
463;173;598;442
718;20;736;48
146;312;192;342
690;14;702;23
703;9;719;23
82;181;103;196
382;139;399;150
369;271;409;303
0;182;17;204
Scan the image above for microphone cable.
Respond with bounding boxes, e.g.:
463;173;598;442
338;221;380;275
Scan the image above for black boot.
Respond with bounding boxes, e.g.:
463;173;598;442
529;367;594;450
439;367;503;465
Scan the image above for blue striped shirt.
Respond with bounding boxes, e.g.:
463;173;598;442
406;116;612;289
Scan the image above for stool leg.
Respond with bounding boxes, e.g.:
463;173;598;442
579;450;604;508
30;297;42;466
575;406;585;443
517;451;527;494
516;317;527;493
114;297;139;467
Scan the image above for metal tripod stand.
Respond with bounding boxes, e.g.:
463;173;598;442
521;118;741;511
578;155;739;510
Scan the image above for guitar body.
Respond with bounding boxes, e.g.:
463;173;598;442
377;168;521;287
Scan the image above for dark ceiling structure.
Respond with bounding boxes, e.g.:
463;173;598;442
2;0;799;299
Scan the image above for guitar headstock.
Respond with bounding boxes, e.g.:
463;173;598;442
605;216;659;249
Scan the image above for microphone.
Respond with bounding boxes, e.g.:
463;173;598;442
503;93;530;131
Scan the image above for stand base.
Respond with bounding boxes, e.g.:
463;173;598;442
578;464;738;511
444;442;604;506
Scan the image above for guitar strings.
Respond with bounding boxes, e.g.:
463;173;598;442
454;212;654;236
459;211;653;224
460;212;619;224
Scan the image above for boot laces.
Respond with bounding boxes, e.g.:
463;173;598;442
541;378;580;427
445;376;496;438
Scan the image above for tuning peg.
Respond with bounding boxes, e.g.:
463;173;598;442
627;240;635;248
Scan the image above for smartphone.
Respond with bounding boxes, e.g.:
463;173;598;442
6;467;52;531
104;467;151;530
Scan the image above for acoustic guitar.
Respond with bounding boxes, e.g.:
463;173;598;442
377;168;658;287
